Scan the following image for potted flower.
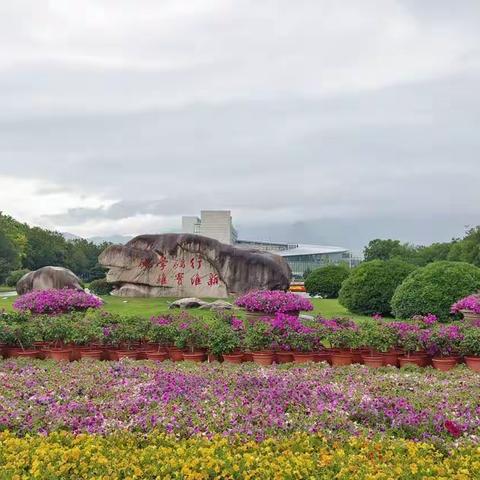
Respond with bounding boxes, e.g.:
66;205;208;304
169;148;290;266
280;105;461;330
288;326;317;363
451;295;480;322
244;320;274;365
71;318;104;360
270;313;305;364
109;317;144;360
425;325;463;371
327;326;358;366
207;320;241;364
397;326;423;368
360;321;396;368
8;323;38;358
235;290;313;321
174;318;208;362
146;316;174;361
460;328;480;372
42;316;74;361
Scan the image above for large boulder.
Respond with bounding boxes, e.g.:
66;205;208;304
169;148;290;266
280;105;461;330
98;233;291;298
16;266;83;295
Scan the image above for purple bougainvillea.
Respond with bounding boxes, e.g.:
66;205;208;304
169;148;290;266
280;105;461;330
235;290;313;314
13;288;103;315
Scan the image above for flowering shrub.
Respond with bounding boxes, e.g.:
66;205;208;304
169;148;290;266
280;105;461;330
0;361;479;447
13;288;103;315
451;294;480;315
460;328;480;357
235;290;313;314
412;313;438;327
424;325;464;357
0;431;477;479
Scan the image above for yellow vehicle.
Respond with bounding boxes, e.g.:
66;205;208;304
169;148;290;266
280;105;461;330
289;282;306;293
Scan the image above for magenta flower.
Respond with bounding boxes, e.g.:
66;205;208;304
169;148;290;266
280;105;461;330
13;288;103;315
235;290;313;314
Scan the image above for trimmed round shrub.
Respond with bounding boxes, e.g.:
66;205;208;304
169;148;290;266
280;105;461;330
391;261;480;322
304;264;350;298
88;278;114;296
5;269;31;287
338;260;416;316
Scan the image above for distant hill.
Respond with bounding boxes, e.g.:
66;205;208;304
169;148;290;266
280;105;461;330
88;235;132;245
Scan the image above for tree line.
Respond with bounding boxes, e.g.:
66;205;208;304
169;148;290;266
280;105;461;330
0;213;108;284
363;227;480;267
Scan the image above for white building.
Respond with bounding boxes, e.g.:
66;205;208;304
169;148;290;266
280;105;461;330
182;210;238;245
181;210;357;278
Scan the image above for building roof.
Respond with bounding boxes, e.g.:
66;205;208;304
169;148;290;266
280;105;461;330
275;244;349;257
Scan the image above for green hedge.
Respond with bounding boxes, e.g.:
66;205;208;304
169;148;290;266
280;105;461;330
338;260;416;316
88;278;114;296
304;264;350;298
391;261;480;322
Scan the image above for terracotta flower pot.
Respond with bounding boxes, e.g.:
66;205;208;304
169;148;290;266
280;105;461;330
313;352;331;364
382;351;400;367
107;349;119;361
183;352;206;363
15;350;39;358
432;357;459;372
116;350;138;360
350;349;363;364
275;352;293;364
465;356;480;372
399;356;424;368
168;348;184;362
330;351;352;367
4;347;23;358
362;355;384;369
461;310;480;322
243;311;275;323
252;351;274;366
242;352;253;362
223;353;244;364
146;351;168;361
49;349;72;361
293;352;315;364
80;350;103;360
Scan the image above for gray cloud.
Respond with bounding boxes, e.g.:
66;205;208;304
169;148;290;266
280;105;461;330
0;0;479;248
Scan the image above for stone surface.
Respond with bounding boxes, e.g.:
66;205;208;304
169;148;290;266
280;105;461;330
198;300;234;310
169;298;209;309
16;266;83;295
99;233;291;298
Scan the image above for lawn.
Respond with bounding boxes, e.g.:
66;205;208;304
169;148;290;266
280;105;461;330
0;292;370;321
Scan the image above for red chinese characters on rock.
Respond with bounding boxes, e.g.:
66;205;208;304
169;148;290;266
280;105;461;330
159;273;168;286
190;273;201;286
175;272;184;286
207;273;219;287
173;258;186;269
158;255;168;271
190;257;203;270
139;258;154;270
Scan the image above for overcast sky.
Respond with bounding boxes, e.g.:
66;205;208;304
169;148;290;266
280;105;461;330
1;0;479;252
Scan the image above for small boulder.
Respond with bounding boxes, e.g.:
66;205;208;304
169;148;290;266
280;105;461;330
16;266;83;295
199;300;234;310
169;298;209;309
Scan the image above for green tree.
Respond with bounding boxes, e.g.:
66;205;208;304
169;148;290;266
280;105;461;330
0;231;20;283
363;239;417;263
447;227;480;267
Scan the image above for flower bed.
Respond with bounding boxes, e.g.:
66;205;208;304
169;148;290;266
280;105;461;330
0;430;478;479
0;360;479;447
